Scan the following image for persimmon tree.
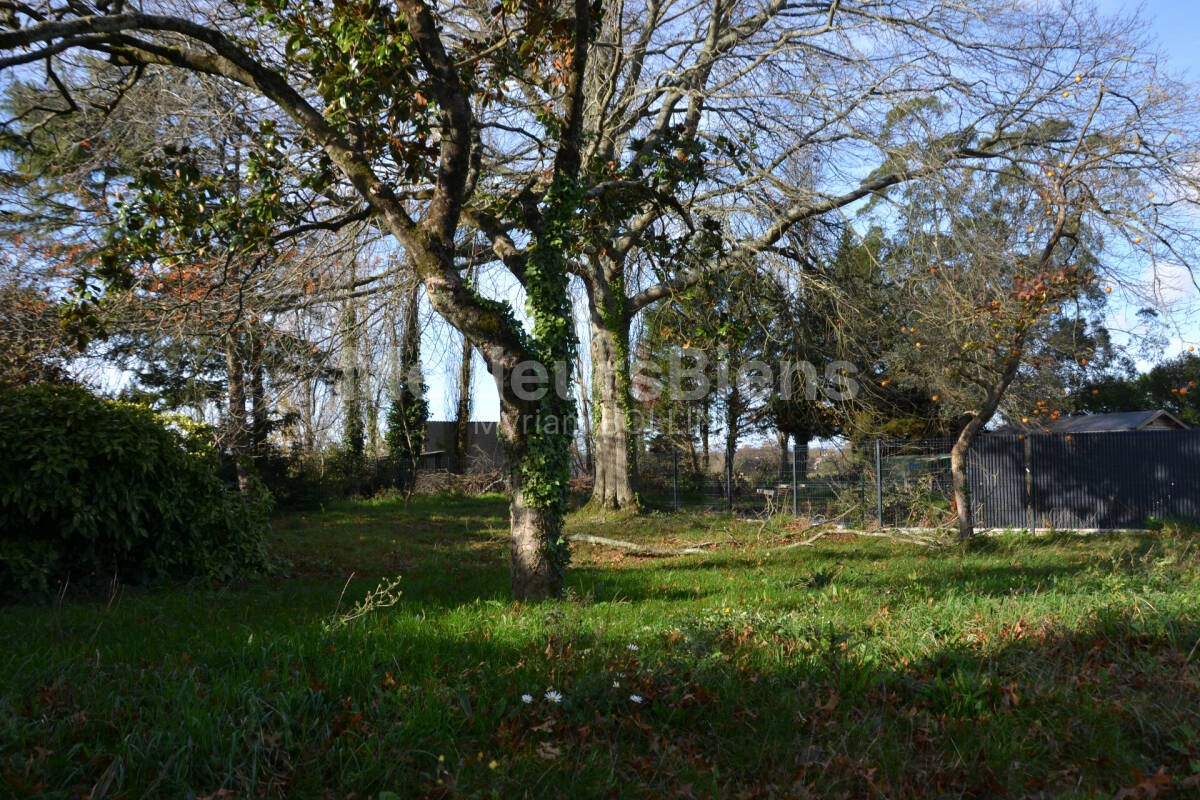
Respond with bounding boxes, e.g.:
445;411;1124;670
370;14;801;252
872;23;1200;540
878;162;1123;539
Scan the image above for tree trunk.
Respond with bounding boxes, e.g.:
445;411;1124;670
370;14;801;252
366;389;380;459
724;384;741;511
341;275;365;463
248;331;269;463
777;430;789;482
686;422;700;474
399;280;423;471
225;329;251;494
588;308;638;510
794;431;812;480
366;359;381;460
948;217;1072;539
299;377;316;453
950;417;985;541
951;349;1025;539
508;470;563;601
575;348;594;477
387;279;426;484
454;330;473;473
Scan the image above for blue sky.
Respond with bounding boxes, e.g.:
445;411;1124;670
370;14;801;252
1118;0;1200;76
1097;1;1200;361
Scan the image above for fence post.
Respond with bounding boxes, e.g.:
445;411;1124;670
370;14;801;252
792;439;799;517
874;439;884;529
672;447;679;512
726;449;734;513
1024;435;1034;534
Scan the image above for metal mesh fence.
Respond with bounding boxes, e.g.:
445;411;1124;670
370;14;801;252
638;441;874;524
634;430;1200;530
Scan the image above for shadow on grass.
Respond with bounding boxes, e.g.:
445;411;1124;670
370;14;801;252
7;594;1197;799
685;608;1200;797
567;549;1106;605
13;497;1199;795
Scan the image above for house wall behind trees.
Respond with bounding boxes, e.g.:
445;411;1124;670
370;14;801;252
423;421;507;472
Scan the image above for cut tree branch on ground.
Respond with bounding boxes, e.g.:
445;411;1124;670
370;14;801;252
768;507;857;546
567;534;720;557
773;529;830;550
570;524;949;557
847;529;950;548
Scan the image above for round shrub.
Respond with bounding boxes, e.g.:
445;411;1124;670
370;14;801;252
0;385;271;597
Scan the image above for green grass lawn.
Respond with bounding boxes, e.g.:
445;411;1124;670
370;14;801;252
3;495;1200;798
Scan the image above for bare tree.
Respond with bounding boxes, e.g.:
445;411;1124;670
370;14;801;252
531;0;1200;510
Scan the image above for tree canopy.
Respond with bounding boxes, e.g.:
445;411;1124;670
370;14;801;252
1;0;1198;590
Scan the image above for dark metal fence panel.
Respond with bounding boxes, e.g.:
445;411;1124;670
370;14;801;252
1028;431;1200;529
627;430;1199;529
969;436;1028;529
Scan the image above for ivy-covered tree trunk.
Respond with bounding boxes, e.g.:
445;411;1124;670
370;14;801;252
386;280;427;485
503;182;581;599
500;398;568;600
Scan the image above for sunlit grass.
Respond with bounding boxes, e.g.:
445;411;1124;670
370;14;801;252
2;494;1199;797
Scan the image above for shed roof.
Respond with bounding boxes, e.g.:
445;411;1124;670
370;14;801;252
993;409;1190;434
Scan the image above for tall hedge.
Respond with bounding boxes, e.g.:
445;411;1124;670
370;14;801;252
0;385;271;597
